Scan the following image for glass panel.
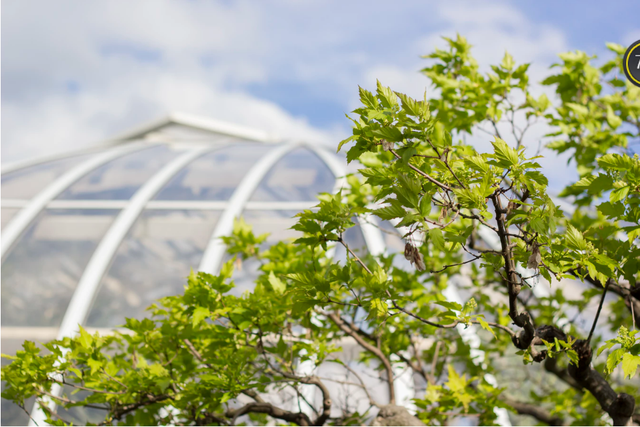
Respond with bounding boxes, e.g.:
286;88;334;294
1;209;119;327
1;395;33;426
244;209;302;247
1;208;20;230
56;145;178;200
249;148;335;202
86;210;221;327
1;155;90;199
154;143;271;201
226;210;302;295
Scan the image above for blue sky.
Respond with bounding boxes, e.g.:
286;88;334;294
2;0;639;188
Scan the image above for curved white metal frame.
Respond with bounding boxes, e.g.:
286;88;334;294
309;145;348;193
198;143;297;274
57;146;213;339
29;146;213;426
1;142;150;258
1;144;126;175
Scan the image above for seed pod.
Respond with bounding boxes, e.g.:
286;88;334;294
414;251;426;271
438;206;448;223
404;242;426;271
527;242;541;269
404;242;414;261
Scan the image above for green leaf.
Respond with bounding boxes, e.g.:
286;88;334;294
359;86;378;109
607;348;626;373
429;228;445;251
610;186;630;203
192;306;210;327
462;298;477;316
565;225;587;251
87;358;102;375
78;326;93;349
566;350;580;365
446;365;467;391
566;102;588;117
367;298;388;319
621;354;640;379
402;146;417;164
606;42;626;54
435;301;463;312
268;271;286;294
291;300;317;315
606;105;622;129
501;52;515;70
148;363;169;377
375;126;403;142
491;137;520;168
373;199;406;220
337;135;355;153
464;155;490;174
597;341;617;357
598;154;634;171
530;217;546;234
524;171;548;187
376;80;398;109
476;317;497;340
597;201;625;218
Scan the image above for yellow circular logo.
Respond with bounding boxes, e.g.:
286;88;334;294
623;40;640;88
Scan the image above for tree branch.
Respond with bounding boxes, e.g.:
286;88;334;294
490;193;536;350
326;312;396;405
226;402;312;426
502;397;565;426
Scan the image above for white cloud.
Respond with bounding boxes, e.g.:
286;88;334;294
1;0;577;192
1;0;338;163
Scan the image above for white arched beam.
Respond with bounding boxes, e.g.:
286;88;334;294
198;144;296;274
29;146;212;426
1;142;150;258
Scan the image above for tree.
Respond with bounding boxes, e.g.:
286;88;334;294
2;35;640;426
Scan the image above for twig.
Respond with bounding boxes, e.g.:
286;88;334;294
429;252;482;274
53;378;126;395
320;363;381;409
389;148;453;192
339;237;372;275
326;312;396;404
37;387;110;411
183;339;213;369
630;296;637;331
391;302;518;338
101;368;129;390
587;278;612;344
17;402;38;426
